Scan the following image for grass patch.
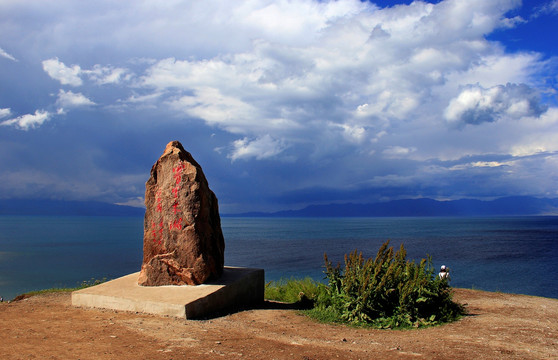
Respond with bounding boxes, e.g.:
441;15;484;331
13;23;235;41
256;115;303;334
265;277;322;303
10;278;106;301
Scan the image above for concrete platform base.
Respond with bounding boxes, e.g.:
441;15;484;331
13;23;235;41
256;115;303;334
71;267;264;319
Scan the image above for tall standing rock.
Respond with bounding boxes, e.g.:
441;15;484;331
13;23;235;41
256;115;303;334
138;141;225;286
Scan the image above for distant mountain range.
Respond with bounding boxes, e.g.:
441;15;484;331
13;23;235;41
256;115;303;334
0;199;145;217
224;196;558;217
1;196;558;217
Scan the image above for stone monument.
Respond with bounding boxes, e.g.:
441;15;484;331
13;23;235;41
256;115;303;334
138;140;225;286
72;140;263;319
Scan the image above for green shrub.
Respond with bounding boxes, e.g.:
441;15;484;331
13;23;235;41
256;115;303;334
316;240;464;328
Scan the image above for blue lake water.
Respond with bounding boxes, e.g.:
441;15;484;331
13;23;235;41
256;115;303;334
1;216;557;301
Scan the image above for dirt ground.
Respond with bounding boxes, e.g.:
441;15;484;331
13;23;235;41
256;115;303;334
0;288;557;360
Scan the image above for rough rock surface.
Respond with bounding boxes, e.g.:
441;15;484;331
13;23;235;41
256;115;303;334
138;141;225;286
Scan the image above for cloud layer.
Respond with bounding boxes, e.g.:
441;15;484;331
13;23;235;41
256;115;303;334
1;0;557;211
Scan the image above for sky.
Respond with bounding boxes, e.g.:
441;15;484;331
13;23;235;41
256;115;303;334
1;0;557;213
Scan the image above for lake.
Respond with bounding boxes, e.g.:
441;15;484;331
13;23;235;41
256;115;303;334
1;216;557;301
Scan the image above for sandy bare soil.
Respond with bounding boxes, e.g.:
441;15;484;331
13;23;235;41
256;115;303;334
0;288;557;359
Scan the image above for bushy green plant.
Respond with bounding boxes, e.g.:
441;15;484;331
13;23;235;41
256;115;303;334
316;240;464;328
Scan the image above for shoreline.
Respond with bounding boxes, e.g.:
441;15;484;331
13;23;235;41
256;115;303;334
4;284;558;304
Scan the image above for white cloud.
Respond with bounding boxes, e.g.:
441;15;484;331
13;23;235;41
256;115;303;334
444;83;547;126
445;53;538;88
509;108;558;156
0;47;17;62
499;15;526;28
229;135;287;161
533;0;558;17
56;89;95;108
0;108;11;118
329;122;367;143
170;87;260;134
85;65;129;85
116;196;145;208
124;91;164;104
471;161;508;168
382;146;417;158
42;58;130;87
9;1;550;156
121;0;542;162
42;58;83;86
0;110;50;130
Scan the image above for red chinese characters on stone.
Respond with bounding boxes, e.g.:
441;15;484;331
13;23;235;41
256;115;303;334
173;164;184;183
169;218;182;230
172;164;185;199
150;220;164;245
138;140;225;286
169;165;183;227
155;189;163;213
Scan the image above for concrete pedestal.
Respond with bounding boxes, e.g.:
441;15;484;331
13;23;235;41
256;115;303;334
71;267;264;319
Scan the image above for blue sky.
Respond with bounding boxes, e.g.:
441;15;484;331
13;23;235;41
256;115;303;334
1;0;557;213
